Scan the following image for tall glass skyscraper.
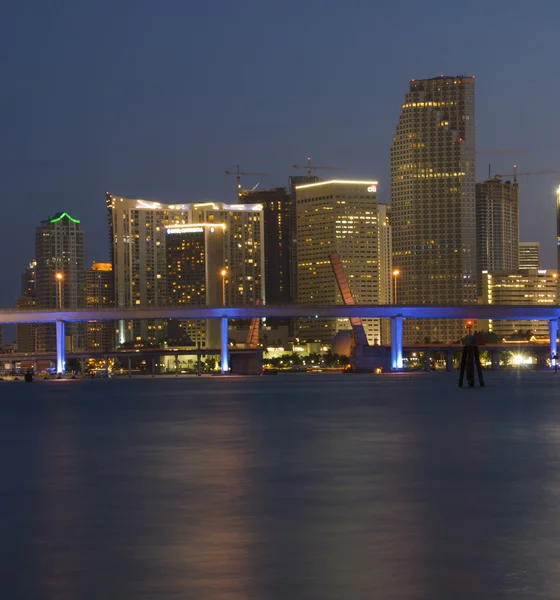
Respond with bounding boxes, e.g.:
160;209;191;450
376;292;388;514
391;75;477;343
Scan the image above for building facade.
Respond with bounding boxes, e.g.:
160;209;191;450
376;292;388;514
85;263;115;351
35;212;85;351
106;194;264;343
166;223;224;348
519;241;540;270
475;177;519;291
16;259;37;352
480;270;558;338
239;187;292;305
295;179;382;344
391;75;477;343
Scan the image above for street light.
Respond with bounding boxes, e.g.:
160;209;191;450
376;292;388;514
220;268;227;306
392;269;400;304
55;272;63;309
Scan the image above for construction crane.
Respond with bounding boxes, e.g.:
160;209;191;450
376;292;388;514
225;165;270;196
293;157;341;178
477;149;528;155
493;165;556;184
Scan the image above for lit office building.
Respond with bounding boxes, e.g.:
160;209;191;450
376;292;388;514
289;175;322;303
16;259;37;352
378;203;393;343
391;75;477;343
476;176;519;291
106;194;264;343
481;270;558;338
35;212;85;351
519;241;540;270
166;224;224;348
296;179;382;344
85;263;115;351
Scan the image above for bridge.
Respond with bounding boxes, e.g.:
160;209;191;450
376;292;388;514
1;305;558;373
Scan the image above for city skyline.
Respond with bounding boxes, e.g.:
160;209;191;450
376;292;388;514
2;2;560;312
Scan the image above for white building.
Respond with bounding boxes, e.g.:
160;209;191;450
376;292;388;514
106;194;265;344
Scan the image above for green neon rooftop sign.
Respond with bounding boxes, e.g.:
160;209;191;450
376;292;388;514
50;212;81;224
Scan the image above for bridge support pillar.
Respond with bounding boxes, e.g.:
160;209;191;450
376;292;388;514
446;351;454;372
80;358;85;374
175;354;179;376
491;350;500;370
56;320;66;374
127;357;132;378
391;316;403;371
151;357;155;377
221;317;229;374
550;319;558;368
424;351;431;372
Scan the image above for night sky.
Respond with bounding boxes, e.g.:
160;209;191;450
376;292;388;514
2;0;559;311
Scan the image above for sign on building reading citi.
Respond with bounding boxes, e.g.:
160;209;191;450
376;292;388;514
367;185;377;192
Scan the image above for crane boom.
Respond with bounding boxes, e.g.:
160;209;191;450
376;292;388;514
328;251;369;347
225;165;270;195
293;157;341;177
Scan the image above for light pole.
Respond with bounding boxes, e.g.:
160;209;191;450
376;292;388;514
220;269;227;306
55;272;64;309
392;269;400;304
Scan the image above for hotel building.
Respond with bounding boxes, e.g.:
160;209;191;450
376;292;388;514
106;194;264;344
165;223;224;348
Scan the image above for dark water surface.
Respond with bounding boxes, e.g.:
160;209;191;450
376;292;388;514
2;371;560;599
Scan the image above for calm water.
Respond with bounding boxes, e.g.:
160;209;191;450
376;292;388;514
2;372;560;599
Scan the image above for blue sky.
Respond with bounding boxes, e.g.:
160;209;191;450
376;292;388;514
1;0;559;310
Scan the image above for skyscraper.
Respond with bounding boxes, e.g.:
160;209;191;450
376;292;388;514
239;187;292;305
391;75;476;343
476;176;519;291
166;223;224;347
107;194;264;343
519;241;540;270
289;175;322;304
85;263;115;351
295;179;382;344
35;212;85;351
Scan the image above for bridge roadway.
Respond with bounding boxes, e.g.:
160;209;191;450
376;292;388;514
0;305;558;373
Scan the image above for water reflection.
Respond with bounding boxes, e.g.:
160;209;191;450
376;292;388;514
1;373;560;598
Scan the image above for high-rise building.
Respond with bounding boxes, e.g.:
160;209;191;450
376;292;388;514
391;75;476;343
476;176;519;292
481;270;557;338
106;194;264;343
16;259;37;352
166;223;224;347
378;203;393;343
519;242;540;270
289;175;322;304
239;187;292;305
85;263;115;351
35;212;85;351
295;179;382;344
